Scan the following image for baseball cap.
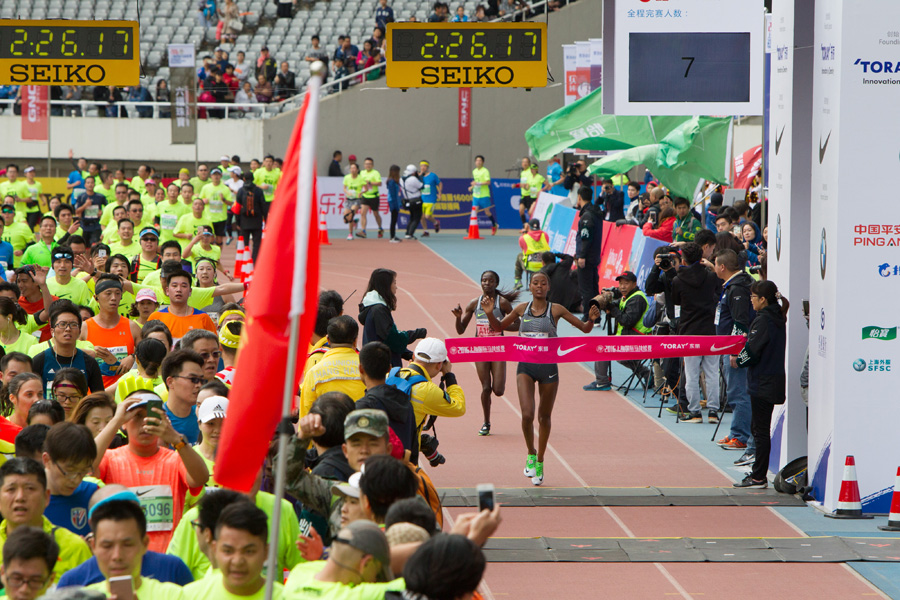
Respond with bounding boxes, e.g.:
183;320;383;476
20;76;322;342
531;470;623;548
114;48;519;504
404;164;417;176
348;154;357;162
144;178;156;185
135;288;158;303
413;338;447;364
528;218;540;230
331;471;362;499
198;396;229;423
227;165;243;176
334;520;393;582
215;46;223;52
215;366;235;388
530;163;539;169
23;166;35;174
615;270;638;282
179;168;190;175
1;205;14;214
344;409;389;440
211;168;222;175
220;155;230;161
140;227;159;239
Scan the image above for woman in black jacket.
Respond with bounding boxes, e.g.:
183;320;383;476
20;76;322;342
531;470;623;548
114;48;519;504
358;268;426;367
732;280;789;488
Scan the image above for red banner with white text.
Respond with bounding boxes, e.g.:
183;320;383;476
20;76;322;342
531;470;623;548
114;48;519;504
458;87;471;146
446;335;746;364
21;86;48;141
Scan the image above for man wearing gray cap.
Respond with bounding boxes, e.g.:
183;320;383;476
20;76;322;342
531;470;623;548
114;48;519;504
284;520;404;595
286;409;392;543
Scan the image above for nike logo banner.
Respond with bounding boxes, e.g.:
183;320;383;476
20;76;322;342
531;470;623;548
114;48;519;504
445;336;746;363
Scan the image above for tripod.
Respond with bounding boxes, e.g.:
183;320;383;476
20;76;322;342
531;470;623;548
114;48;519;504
710;357;730;442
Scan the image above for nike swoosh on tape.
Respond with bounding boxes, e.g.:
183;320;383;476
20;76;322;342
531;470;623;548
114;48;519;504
135;489;151;497
710;344;736;352
557;344;585;356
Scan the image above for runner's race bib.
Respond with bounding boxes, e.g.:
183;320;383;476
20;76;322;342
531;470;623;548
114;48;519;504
160;213;178;230
423;184;431;196
132;484;174;531
521;331;549;339
475;316;501;338
107;345;128;362
210;197;224;212
85;205;100;219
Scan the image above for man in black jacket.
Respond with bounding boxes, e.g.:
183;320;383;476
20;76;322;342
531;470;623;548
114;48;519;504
598;180;625;222
714;249;756;463
356;341;419;462
645;246;685;408
234;172;269;261
540;251;581;312
671;243;723;423
575;186;602;319
307;392;357;482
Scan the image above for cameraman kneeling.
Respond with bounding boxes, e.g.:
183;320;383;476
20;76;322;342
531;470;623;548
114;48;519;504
585;270;652;391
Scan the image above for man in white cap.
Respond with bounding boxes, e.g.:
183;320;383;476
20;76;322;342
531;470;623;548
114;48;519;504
392;338;465;463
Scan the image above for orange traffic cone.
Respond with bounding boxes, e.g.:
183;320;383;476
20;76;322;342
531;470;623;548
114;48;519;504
464;205;481;240
825;455;873;519
233;236;246;279
318;209;331;245
879;467;900;530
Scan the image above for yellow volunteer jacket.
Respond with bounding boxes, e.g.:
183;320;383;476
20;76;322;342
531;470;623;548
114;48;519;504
303;336;330;378
404;361;467;438
299;346;366;417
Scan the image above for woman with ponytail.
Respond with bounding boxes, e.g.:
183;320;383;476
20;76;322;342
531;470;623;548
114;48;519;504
731;279;789;488
451;270;520;436
0;296;36;355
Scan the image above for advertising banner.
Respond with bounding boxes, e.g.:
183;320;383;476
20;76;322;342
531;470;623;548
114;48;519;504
457;87;471;146
598;222;637;288
543;203;578;254
575;41;592;100
21;85;48;141
317;177;522;231
446;335;746;364
168;44;196;145
808;0;900;514
589;38;603;92
563;44;577;105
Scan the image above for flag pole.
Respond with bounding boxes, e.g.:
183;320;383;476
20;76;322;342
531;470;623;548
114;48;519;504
264;61;325;600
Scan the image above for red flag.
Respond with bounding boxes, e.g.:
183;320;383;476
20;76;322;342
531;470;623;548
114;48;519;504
21;86;48;141
732;145;762;190
215;90;320;491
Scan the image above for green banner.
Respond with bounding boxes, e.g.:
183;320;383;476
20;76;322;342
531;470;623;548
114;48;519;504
862;326;897;341
524;89;733;199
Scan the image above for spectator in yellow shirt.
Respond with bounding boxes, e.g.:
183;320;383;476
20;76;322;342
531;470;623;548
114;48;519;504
300;315;366;418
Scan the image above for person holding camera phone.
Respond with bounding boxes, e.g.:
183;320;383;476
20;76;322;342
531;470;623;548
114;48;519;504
589;271;652;393
482;272;599;486
671;242;723;423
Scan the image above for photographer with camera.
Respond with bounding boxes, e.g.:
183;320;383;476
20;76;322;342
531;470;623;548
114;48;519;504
671;242;723;423
564;160;594;204
575;186;603;320
598;179;625;222
644;246;687;408
585;271;652;392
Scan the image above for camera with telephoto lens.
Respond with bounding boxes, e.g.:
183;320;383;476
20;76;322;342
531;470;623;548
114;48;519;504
748;265;763;274
591;287;622;311
420;433;445;467
657;253;679;270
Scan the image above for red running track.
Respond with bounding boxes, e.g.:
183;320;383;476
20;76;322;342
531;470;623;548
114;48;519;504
312;238;885;600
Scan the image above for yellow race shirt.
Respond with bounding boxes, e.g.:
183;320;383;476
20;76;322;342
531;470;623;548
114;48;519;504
199;182;233;223
284;561;405;599
253;167;282;202
47;275;94;306
87;576;188;600
472;166;491;199
343;174;364;201
0;516;92;582
156;201;189;243
173;213;214;251
359;169;382;199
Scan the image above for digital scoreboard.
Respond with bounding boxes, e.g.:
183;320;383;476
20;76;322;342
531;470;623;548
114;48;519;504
386;22;547;89
0;20;140;86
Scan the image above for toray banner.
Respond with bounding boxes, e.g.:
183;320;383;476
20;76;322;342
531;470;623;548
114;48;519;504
446;335;746;364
